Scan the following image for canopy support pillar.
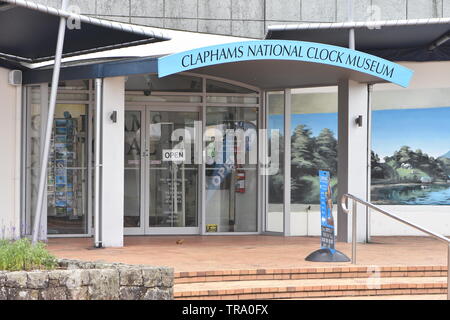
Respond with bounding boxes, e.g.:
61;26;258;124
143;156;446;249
31;0;69;244
336;79;369;243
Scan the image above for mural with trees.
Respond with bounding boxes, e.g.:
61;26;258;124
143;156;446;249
269;107;450;205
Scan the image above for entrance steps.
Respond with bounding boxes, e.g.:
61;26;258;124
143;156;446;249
174;266;448;300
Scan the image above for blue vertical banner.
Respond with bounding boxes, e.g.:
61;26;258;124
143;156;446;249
319;170;335;253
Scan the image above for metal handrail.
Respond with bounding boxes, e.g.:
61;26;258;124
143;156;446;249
340;193;450;300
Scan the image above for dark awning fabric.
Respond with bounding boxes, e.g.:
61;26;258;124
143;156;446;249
0;1;167;64
266;20;450;62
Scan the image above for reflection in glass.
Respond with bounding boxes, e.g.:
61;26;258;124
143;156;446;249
148;111;199;228
47;104;89;234
124;111;142;228
205;107;258;232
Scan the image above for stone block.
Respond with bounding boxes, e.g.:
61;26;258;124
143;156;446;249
65;270;90;289
407;0;442;19
198;19;232;36
160;268;174;288
0;272;6;286
142;268;161;288
266;0;301;22
231;20;265;39
27;272;49;289
131;17;165;28
198;0;232;19
165;0;198;19
6;272;28;288
301;0;336;22
88;269;120;300
372;0;407;20
0;287;7;300
119;286;146;300
40;287;68;300
131;0;165;17
119;268;143;286
445;0;450;17
67;287;89;300
232;0;265;20
336;0;372;22
143;288;172;300
97;0;130;16
164;18;198;32
96;16;131;23
7;288;39;300
68;0;96;14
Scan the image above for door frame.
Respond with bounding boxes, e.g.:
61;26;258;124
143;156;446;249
124;105;202;235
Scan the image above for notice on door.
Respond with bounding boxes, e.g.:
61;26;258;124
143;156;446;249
162;149;185;162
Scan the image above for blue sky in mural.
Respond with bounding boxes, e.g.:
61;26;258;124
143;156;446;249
269;106;450;159
372;107;450;159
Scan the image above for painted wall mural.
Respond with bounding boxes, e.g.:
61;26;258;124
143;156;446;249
268;106;450;205
370;107;450;205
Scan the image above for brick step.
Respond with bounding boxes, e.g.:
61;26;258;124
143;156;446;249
175;265;447;284
300;294;446;300
174;276;447;300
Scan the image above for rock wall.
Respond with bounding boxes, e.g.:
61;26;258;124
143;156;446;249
0;259;173;300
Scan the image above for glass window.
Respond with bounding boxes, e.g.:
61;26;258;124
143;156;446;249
206;96;259;104
125;74;203;92
47;104;89;234
124;111;142;228
290;87;338;207
24;86;44;236
24;82;91;236
206;79;257;94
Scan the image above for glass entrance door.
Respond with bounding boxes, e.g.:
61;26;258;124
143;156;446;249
124;107;200;235
204;107;259;233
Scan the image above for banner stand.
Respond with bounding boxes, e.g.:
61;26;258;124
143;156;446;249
305;248;350;262
305;170;350;263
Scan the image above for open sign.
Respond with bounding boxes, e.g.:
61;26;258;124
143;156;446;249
162;149;185;162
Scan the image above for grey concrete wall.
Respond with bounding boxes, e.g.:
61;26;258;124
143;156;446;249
35;1;450;39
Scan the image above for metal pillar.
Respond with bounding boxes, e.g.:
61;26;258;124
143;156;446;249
348;0;355;50
94;79;103;248
31;0;69;244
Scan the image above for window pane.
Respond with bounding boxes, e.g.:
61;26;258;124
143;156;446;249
206;79;256;94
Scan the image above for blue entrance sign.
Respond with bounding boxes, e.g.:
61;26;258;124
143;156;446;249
319;170;335;254
158;40;413;87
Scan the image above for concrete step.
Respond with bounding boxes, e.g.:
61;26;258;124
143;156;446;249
174;276;447;300
175;265;447;284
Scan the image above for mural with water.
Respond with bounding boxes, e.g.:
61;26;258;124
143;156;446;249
268;106;450;205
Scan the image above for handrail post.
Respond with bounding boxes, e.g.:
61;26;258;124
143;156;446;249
352;199;357;264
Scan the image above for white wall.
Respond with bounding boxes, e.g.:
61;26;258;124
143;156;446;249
0;67;21;240
101;77;125;247
267;205;450;237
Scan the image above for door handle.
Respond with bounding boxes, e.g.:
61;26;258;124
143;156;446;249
142;149;150;157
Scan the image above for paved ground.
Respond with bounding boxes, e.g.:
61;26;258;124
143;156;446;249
47;236;449;272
